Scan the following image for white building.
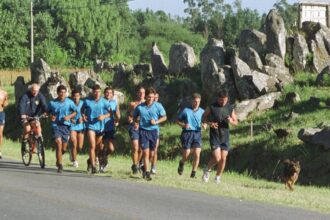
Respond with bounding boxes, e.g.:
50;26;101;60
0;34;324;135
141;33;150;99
298;0;330;27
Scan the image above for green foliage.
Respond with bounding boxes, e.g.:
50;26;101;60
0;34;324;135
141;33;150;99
273;0;299;34
0;10;29;68
183;0;262;48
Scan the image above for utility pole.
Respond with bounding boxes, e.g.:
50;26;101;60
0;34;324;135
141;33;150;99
30;0;34;63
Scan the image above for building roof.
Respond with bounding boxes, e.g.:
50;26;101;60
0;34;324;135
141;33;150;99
299;0;330;5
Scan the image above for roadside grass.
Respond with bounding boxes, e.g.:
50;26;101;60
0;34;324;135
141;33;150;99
2;138;330;214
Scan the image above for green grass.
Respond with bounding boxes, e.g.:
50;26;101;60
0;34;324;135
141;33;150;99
2;138;330;214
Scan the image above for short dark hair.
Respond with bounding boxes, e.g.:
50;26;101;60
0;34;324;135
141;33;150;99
137;86;145;92
104;86;114;94
57;85;67;93
217;89;228;98
145;87;156;96
71;88;81;96
92;84;101;91
192;93;201;99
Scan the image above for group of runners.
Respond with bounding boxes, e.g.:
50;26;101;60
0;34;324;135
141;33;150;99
0;83;238;183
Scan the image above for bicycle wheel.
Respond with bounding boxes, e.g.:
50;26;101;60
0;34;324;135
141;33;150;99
37;138;45;168
21;141;32;166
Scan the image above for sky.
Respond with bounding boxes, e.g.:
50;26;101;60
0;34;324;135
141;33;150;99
128;0;298;17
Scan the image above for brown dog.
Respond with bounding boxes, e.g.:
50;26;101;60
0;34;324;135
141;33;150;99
283;159;300;191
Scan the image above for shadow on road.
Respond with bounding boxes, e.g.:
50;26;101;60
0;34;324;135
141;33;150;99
0;159;98;179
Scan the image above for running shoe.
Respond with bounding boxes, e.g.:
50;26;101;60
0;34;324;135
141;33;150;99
57;163;63;173
91;166;98;174
215;175;221;184
131;164;138;174
190;170;196;178
177;160;184;175
87;159;91;173
0;151;2;159
202;169;210;183
72;160;79;168
151;166;157;174
145;171;152;181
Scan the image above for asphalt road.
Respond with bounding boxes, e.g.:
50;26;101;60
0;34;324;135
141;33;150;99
0;159;328;220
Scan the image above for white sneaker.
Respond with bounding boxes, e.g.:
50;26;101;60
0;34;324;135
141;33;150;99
215;176;221;184
0;151;2;159
202;169;210;183
151;167;157;174
72;161;79;168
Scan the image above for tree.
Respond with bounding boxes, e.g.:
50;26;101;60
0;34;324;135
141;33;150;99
273;0;299;33
0;10;28;68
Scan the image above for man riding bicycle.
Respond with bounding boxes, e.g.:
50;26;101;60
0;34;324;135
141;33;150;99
17;83;48;149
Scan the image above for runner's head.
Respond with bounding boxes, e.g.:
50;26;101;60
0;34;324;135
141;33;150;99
92;84;102;100
217;89;229;106
154;92;159;102
104;87;114;100
145;87;156;105
29;83;40;97
137;86;145;101
71;89;81;103
57;85;67;101
191;93;201;110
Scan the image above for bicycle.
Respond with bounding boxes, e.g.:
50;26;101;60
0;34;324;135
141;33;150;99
21;115;47;168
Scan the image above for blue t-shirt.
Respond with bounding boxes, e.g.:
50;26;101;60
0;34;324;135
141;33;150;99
49;98;77;128
82;97;112;131
104;99;118;132
133;102;166;131
177;107;205;131
70;99;84;131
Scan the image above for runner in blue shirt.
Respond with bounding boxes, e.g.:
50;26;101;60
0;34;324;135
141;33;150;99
127;86;145;174
133;87;167;181
69;89;85;168
49;85;77;173
82;84;112;174
99;87;120;172
176;93;206;178
150;92;161;174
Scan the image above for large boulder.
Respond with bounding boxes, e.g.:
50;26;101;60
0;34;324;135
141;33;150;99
200;38;225;77
293;33;309;72
14;76;28;104
265;53;285;68
231;56;257;100
40;72;70;100
302;22;330;73
235;92;281;121
263;65;293;86
114;90;125;105
168;42;196;75
316;65;330;86
265;10;287;59
151;42;168;77
239;47;264;72
239;29;267;60
69;72;90;90
298;128;330;150
201;59;238;103
251;70;279;94
134;63;152;76
30;58;52;85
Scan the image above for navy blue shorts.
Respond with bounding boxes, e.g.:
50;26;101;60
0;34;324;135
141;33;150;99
139;129;158;151
128;124;139;140
210;129;230;151
53;125;70;143
0;112;5;125
104;130;116;140
180;131;202;149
